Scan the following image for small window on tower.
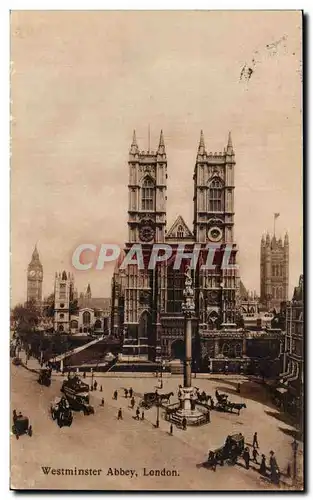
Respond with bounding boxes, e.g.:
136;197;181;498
141;177;155;211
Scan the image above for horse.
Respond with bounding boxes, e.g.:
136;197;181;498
159;392;174;404
227;402;247;415
197;391;210;403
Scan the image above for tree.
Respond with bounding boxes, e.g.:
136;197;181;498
42;293;55;318
12;300;39;330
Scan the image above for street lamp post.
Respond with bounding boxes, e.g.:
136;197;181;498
156;398;160;428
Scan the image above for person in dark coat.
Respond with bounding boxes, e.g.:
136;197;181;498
253;432;259;448
141;411;145;420
259;454;267;475
94;380;98;391
113;390;118;400
182;417;187;430
170;423;173;435
129;387;133;398
100;398;104;406
237;382;241;394
136;407;140;420
252;448;259;463
131;397;135;409
100;385;103;392
269;451;280;484
117;408;123;420
13;410;17;423
243;448;250;469
124;388;128;398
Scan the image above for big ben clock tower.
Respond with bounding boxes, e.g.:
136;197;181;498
27;245;43;306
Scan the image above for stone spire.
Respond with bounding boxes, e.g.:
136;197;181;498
226;131;234;155
86;283;92;299
130;130;139;154
284;232;289;246
266;232;271;245
157;129;166;155
198;130;205;155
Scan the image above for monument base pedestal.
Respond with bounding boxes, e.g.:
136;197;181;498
170;386;210;426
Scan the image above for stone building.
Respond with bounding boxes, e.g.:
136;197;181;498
260;232;289;311
53;276;111;335
53;270;75;333
279;275;304;421
27;245;43;306
111;130;239;362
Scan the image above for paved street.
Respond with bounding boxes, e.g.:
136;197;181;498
11;360;303;491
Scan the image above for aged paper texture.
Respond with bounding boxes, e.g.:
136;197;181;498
10;10;303;491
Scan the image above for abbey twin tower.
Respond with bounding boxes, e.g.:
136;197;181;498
111;130;239;361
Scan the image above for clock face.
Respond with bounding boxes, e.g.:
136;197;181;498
139;225;155;242
208;226;222;242
29;270;36;278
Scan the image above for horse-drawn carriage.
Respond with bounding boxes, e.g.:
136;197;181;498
214;390;247;415
140;391;174;409
12;412;32;439
38;368;52;387
50;397;73;427
209;433;245;467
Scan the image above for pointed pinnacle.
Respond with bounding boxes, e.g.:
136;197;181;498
159;129;164;147
131;130;138;147
227;131;233;149
198;130;205;151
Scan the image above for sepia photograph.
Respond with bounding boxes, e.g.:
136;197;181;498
10;10;303;491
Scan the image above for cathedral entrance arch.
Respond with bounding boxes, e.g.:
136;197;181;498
94;319;102;330
171;339;185;360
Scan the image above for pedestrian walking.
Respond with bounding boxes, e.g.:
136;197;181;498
129;387;133;398
269;451;280;485
124;388;128;398
170;423;173;435
243;447;250;470
136;407;140;420
182;417;187;430
83;372;86;378
113;390;118;400
259;454;267;475
94;380;98;391
253;432;259;448
100;385;103;392
141;411;145;420
100;398;104;406
252;448;259;463
13;409;17;423
236;382;241;394
131;397;135;409
117;408;123;420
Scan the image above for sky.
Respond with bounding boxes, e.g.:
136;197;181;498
10;10;303;305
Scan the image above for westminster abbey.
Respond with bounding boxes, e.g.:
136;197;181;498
111;130;239;362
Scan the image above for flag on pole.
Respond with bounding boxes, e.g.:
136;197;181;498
274;213;280;219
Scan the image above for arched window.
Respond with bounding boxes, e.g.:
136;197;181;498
222;343;230;356
208;179;223;212
83;311;91;325
71;319;78;329
141;177;155;211
177;225;184;239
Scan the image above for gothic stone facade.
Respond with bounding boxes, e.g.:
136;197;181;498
260;233;289;311
111;131;239;362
